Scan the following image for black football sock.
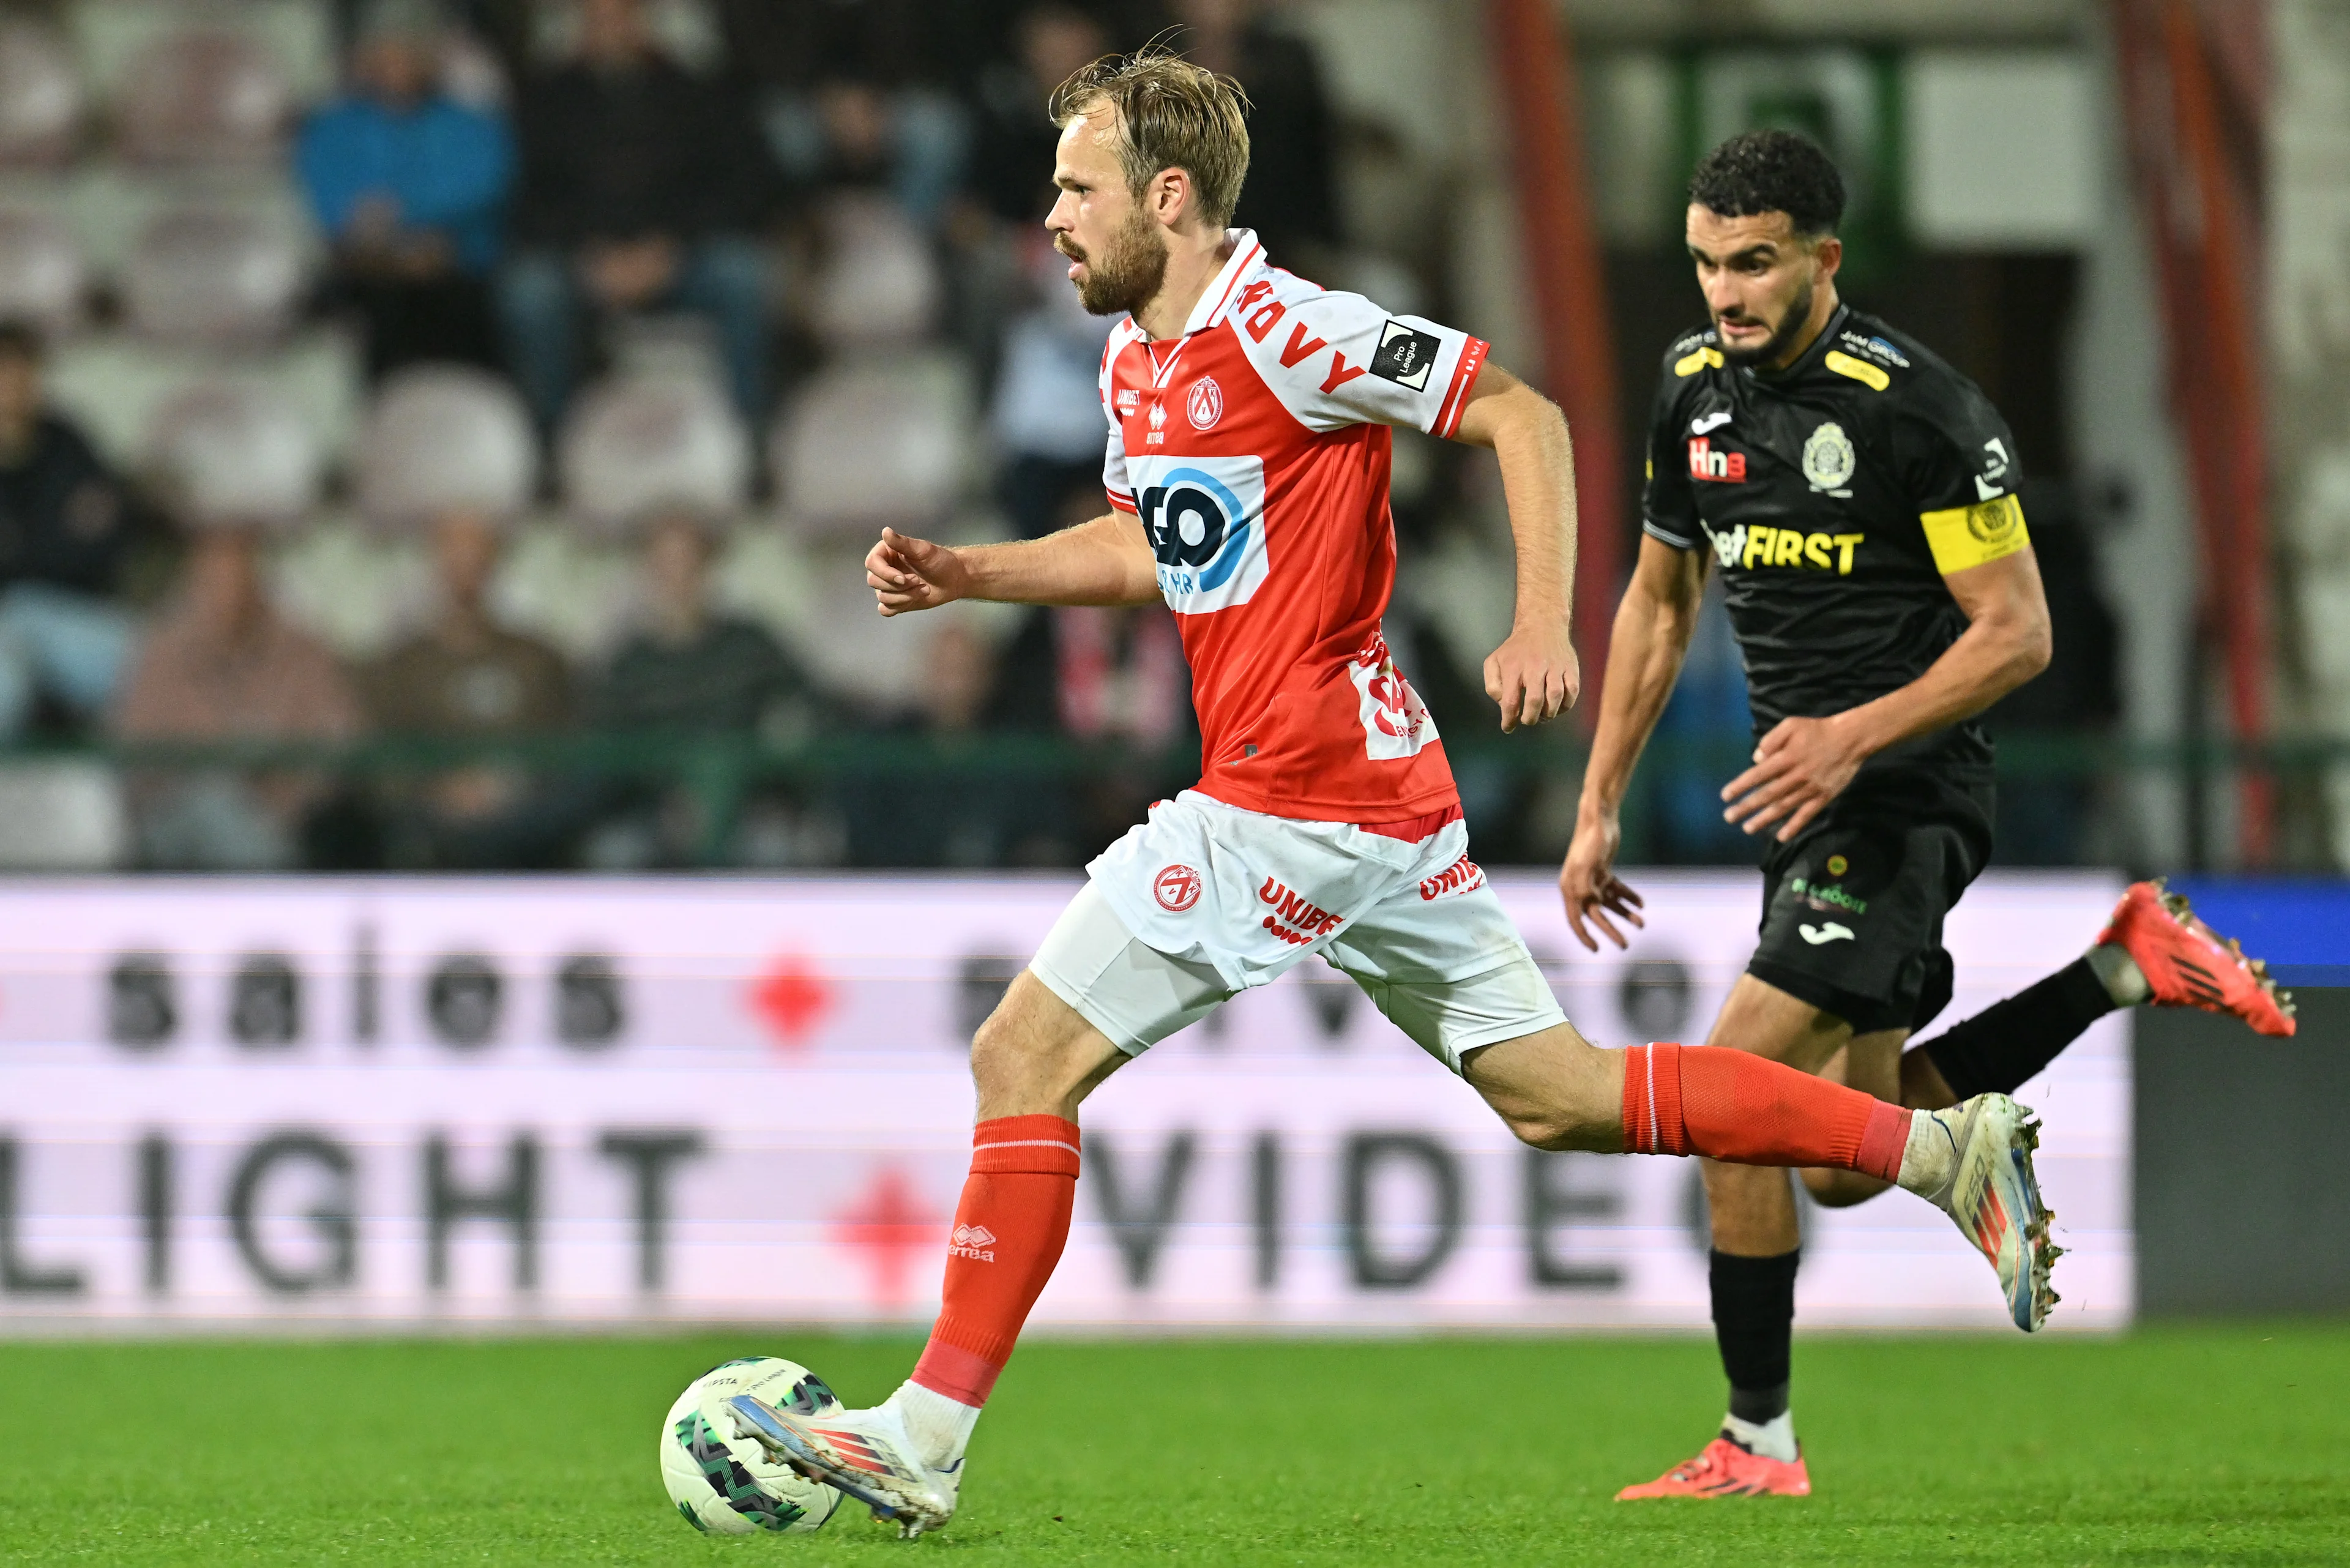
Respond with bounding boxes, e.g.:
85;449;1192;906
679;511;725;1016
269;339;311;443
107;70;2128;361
1919;957;2117;1099
1711;1248;1799;1433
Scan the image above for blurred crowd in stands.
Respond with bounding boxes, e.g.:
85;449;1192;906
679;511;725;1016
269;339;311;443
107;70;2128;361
0;0;1515;872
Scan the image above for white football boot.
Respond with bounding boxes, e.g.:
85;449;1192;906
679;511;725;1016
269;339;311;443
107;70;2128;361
1910;1093;2062;1331
725;1394;958;1539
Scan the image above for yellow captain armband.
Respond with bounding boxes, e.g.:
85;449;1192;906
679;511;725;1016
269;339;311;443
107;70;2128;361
1673;346;1724;377
1919;492;2030;574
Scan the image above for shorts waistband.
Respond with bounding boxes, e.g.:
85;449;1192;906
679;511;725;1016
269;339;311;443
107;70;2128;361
1357;802;1464;843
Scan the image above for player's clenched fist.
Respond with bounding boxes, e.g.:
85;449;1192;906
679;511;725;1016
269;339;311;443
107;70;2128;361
1482;624;1581;733
867;527;969;616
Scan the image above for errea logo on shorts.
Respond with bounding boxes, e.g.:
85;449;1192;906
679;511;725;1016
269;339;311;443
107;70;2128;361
1132;454;1268;613
949;1224;996;1261
1153;864;1202;912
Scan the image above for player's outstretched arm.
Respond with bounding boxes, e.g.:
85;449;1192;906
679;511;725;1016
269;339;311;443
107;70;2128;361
1559;536;1707;950
1720;547;2052;840
1450;366;1580;733
865;517;1161;616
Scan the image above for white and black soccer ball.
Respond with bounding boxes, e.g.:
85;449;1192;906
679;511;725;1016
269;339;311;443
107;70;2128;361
659;1356;846;1536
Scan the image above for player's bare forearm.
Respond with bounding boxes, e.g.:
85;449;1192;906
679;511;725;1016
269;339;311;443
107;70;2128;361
1453;366;1581;730
1578;537;1706;821
1453;368;1575;628
963;514;1160;607
1722;546;2051;839
1557;539;1702;949
867;517;1159;616
1833;547;2053;754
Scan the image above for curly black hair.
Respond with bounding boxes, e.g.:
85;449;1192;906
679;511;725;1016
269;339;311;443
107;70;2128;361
1688;129;1846;237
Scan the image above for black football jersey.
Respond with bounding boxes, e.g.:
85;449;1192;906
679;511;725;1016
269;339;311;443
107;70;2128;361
1641;304;2029;786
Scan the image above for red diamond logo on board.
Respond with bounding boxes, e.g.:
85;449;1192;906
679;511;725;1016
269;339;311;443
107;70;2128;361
831;1167;939;1307
748;955;832;1051
1154;864;1203;912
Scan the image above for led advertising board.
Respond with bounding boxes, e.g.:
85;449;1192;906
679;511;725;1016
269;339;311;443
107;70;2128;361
0;873;2128;1331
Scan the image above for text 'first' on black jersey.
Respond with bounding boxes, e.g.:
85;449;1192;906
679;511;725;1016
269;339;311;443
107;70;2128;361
1640;304;2031;788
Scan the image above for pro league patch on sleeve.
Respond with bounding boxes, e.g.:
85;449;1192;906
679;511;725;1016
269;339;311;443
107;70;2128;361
1372;321;1441;390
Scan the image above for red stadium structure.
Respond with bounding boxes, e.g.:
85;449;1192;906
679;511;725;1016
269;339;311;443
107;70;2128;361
1485;0;1624;733
2113;0;2274;861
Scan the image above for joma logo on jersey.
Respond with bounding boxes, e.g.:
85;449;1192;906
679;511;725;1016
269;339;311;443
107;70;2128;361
1707;522;1867;575
1131;454;1269;613
1688;437;1745;482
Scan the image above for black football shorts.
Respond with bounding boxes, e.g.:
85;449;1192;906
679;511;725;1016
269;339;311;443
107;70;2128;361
1744;777;1996;1036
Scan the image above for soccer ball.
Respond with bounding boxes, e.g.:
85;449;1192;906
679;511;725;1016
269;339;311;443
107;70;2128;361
659;1356;846;1535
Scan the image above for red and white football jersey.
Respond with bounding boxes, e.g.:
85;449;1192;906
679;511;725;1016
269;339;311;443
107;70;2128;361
1100;231;1488;824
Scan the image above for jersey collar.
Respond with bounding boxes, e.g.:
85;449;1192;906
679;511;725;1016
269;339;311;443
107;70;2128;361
1140;228;1264;341
1750;302;1851;383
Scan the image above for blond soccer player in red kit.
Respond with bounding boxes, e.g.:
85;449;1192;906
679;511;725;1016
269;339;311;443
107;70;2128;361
722;50;2056;1537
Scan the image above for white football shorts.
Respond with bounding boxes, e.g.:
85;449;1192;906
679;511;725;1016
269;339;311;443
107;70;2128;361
1030;790;1567;1073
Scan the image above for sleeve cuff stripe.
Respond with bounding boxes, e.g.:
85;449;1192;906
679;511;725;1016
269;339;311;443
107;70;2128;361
1107;490;1138;513
1641;520;1698;550
1434;337;1488;439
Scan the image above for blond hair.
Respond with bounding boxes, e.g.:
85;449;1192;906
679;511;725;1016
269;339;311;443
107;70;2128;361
1049;48;1252;230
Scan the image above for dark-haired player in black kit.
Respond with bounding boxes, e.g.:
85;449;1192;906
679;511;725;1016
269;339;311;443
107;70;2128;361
1561;130;2296;1499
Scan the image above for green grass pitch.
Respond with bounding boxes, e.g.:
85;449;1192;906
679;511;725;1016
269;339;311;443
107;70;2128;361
3;1326;2343;1564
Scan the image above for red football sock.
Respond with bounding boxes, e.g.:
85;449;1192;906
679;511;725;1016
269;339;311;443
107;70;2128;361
1621;1042;1909;1181
909;1114;1081;1408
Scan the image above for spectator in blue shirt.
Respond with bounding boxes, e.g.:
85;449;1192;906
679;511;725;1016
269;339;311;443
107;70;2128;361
297;0;512;380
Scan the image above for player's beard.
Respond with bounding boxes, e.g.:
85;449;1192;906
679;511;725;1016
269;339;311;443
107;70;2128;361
1059;207;1169;318
1717;275;1816;368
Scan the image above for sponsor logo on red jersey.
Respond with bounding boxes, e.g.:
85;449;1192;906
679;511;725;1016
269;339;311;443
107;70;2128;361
1349;634;1436;761
1154;864;1203;912
1688;437;1746;482
1135;455;1270;611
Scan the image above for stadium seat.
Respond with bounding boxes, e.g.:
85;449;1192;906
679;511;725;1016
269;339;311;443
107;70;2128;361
268;511;432;661
0;760;126;870
777;531;1018;719
559;374;751;533
0;207;85;335
770;353;972;537
273;509;622;673
47;330;362;481
489;518;636;663
356;366;539;529
122;206;304;343
0;20;83;168
528;0;722;73
52;164;314;284
804;193;942;350
144;379;321;526
114;24;291;165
